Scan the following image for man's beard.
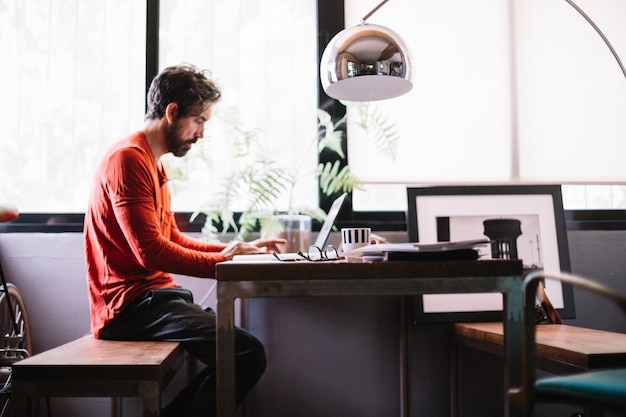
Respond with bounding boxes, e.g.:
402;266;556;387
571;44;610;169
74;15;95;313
164;122;196;157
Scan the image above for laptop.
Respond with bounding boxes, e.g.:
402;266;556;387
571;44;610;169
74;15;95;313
233;192;348;262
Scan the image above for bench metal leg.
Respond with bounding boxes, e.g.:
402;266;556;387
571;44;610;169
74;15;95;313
111;397;122;417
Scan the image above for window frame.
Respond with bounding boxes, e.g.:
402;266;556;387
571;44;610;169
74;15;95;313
2;210;626;234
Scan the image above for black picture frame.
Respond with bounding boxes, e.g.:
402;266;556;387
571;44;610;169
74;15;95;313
407;184;575;322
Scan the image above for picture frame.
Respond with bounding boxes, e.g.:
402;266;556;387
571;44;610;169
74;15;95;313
407;184;575;322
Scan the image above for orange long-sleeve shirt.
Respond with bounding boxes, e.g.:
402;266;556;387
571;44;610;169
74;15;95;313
84;132;227;338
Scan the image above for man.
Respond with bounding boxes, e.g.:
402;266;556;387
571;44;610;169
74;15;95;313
84;64;284;417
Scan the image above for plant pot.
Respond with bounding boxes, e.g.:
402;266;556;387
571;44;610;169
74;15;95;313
271;214;312;253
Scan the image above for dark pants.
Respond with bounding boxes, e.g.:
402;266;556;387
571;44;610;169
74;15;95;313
100;287;266;417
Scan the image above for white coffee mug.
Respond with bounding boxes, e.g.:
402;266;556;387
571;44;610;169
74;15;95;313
341;227;372;253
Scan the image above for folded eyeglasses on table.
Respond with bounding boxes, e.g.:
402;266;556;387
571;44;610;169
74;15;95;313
273;245;340;262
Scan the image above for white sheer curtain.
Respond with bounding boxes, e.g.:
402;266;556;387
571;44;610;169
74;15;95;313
346;0;626;210
3;0;625;213
159;0;319;213
0;0;146;212
0;0;319;214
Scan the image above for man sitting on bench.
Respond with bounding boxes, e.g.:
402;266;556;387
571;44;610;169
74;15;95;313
84;64;285;417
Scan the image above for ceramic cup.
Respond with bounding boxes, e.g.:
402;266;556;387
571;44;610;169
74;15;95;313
341;227;373;253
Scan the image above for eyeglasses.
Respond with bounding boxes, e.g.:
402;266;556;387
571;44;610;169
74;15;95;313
298;245;340;262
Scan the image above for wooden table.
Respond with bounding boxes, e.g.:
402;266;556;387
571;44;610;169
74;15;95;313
215;259;524;417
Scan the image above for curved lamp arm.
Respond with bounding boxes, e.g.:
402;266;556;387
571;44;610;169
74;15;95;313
361;0;389;23
565;0;626;80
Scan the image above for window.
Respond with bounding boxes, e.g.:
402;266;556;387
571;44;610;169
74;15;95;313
2;0;625;221
345;0;626;211
0;0;319;215
0;0;146;212
158;0;319;213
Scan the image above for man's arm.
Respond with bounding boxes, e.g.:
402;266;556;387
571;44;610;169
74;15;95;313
0;203;18;223
169;215;228;252
108;148;227;278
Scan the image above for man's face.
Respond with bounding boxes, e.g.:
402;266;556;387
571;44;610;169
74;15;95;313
165;103;213;157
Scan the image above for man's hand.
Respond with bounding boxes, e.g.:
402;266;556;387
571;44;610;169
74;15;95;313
248;238;288;254
221;238;287;260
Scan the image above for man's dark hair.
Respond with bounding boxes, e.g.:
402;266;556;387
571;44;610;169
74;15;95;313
145;64;221;120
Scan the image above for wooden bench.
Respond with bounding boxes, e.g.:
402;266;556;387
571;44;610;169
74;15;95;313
451;322;626;416
11;336;188;417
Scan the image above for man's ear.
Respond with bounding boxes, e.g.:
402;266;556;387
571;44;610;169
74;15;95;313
165;103;179;122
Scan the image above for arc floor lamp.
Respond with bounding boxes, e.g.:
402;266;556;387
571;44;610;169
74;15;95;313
319;0;625;103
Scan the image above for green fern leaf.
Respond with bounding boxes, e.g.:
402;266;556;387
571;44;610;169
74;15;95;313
318;129;344;158
318;161;361;195
352;103;399;161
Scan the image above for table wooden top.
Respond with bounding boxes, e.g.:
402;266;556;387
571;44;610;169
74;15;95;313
455;322;626;369
216;259;522;281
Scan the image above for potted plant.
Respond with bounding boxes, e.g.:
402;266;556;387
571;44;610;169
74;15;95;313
163;102;399;244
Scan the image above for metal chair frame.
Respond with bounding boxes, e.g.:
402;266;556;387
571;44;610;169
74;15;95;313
509;271;626;416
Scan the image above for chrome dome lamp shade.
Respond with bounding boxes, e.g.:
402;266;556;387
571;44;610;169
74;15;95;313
320;2;414;102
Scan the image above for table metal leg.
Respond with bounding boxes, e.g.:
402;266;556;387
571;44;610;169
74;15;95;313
399;296;410;417
449;335;461;417
216;282;236;417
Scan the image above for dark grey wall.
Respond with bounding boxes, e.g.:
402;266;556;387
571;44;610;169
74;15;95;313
0;229;624;417
566;230;626;332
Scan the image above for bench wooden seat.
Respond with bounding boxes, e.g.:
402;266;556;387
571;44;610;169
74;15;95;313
11;336;187;417
451;322;626;417
453;322;626;373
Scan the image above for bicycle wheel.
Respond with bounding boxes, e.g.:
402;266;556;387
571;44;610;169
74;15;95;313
0;283;32;362
0;283;32;416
